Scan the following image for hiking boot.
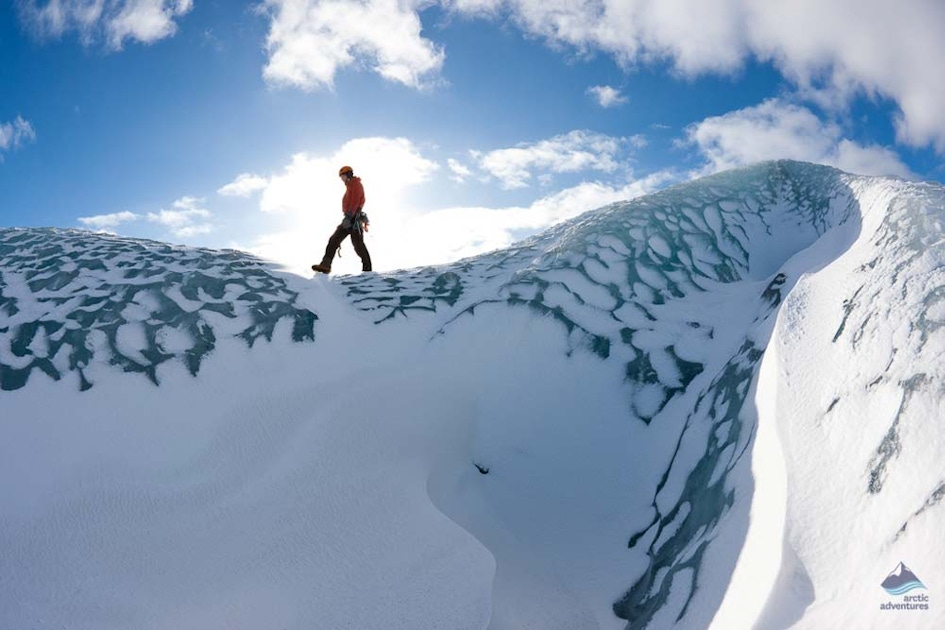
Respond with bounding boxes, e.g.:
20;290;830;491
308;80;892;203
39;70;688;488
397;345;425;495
311;263;331;274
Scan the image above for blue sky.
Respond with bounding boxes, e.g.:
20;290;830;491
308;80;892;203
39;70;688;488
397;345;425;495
2;0;944;273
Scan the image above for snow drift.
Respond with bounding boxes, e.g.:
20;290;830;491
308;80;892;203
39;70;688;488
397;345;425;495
1;160;942;629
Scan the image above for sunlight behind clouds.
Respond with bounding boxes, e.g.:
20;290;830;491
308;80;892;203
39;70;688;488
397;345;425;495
245;137;441;274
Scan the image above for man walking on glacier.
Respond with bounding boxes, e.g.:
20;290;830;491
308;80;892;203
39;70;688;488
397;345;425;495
312;165;372;274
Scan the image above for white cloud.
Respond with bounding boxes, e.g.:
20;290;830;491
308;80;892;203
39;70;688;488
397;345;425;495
77;210;140;230
447;158;472;183
17;0;192;49
146;196;214;238
831;140;915;181
449;0;744;72
445;0;945;153
16;0;105;44
587;85;628;108
260;0;445;90
107;0;193;49
455;174;672;237
218;173;270;197
471;130;643;189
169;223;214;238
254;1;945;150
741;0;945;151
684;99;914;178
442;0;503;17
526;175;672;225
76;196;214;240
0;116;37;157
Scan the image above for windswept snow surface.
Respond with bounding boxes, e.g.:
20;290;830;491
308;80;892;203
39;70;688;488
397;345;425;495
1;161;943;629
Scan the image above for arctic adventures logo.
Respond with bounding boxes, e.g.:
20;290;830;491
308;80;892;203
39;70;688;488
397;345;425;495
880;562;930;612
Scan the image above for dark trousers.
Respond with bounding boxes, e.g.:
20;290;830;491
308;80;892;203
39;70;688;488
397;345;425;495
321;224;372;271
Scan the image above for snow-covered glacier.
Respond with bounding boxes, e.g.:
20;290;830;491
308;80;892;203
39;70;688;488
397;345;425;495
1;161;942;629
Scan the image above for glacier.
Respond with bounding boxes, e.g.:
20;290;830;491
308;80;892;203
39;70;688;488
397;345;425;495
0;160;942;629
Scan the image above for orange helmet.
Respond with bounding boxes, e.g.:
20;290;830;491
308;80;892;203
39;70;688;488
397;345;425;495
338;165;354;177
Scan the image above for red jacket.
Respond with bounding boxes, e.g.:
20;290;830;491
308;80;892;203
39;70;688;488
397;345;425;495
342;176;365;216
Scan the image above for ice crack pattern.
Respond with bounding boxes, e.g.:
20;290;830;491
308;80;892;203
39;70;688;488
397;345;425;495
0;229;317;391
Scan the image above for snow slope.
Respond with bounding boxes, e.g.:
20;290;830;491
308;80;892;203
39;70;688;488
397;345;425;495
1;161;942;629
